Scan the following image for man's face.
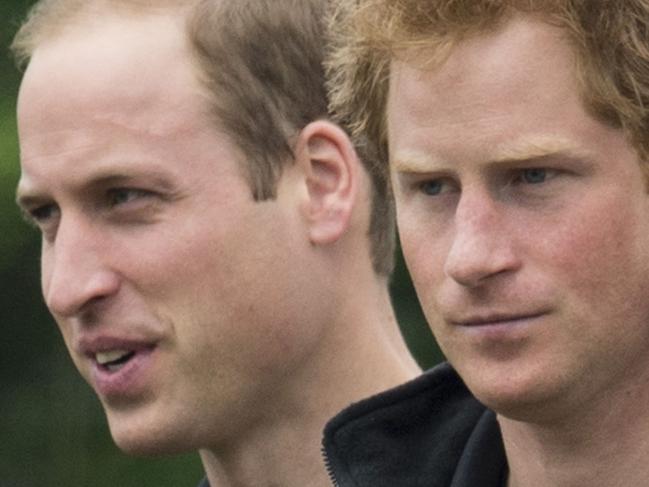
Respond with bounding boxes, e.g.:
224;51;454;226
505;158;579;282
16;12;325;453
388;16;649;421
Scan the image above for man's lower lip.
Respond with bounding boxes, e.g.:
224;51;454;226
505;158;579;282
91;347;155;399
455;314;547;331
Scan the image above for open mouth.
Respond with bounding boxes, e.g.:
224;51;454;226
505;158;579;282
95;350;136;372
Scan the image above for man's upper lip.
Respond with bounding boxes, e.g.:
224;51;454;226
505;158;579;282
449;311;548;327
76;335;157;357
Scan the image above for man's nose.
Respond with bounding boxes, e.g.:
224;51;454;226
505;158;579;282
444;191;520;288
42;217;120;318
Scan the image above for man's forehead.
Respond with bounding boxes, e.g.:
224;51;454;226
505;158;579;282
18;10;207;138
25;9;191;80
387;16;581;143
389;14;571;88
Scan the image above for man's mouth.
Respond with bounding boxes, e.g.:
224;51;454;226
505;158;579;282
451;311;549;327
95;350;137;372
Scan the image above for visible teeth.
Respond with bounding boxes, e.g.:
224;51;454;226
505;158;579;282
96;350;130;365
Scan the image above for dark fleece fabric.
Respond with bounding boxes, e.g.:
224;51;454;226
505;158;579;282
322;363;507;487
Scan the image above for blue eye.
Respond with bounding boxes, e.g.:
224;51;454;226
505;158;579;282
108;188;151;206
420;180;444;195
521;168;547;184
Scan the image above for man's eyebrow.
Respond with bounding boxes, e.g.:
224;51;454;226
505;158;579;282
494;138;589;164
490;151;591;169
391;151;444;172
81;172;175;190
16;166;177;206
391;137;590;172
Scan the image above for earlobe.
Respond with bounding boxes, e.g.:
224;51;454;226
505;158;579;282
295;121;359;245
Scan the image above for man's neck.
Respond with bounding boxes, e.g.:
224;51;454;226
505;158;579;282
199;282;420;487
500;373;649;487
199;415;336;487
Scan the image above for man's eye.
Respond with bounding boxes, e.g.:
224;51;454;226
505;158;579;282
520;168;549;184
29;204;59;223
419;180;445;196
107;188;152;206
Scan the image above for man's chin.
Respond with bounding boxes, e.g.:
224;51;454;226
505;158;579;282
468;378;573;425
113;434;192;457
107;417;195;457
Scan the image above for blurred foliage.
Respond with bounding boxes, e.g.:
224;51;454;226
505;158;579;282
390;248;443;369
0;1;441;486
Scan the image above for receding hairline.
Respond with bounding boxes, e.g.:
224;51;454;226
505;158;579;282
11;0;200;66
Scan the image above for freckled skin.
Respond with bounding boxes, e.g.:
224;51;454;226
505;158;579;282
388;16;649;423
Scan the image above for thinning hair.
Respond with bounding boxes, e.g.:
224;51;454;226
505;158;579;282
12;0;396;275
326;0;649;184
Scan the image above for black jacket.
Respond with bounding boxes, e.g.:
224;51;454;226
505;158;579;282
322;363;508;487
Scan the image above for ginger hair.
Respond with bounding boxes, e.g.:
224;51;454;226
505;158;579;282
326;0;649;183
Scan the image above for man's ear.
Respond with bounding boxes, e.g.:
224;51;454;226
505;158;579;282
294;120;359;245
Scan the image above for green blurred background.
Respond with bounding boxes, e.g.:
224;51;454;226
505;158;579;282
0;2;441;485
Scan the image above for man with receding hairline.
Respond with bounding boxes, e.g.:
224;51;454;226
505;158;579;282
323;1;649;486
12;0;420;485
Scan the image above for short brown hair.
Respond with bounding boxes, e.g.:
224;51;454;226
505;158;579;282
12;0;396;275
326;0;649;183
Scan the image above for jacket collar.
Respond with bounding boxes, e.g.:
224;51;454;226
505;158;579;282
323;363;506;487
